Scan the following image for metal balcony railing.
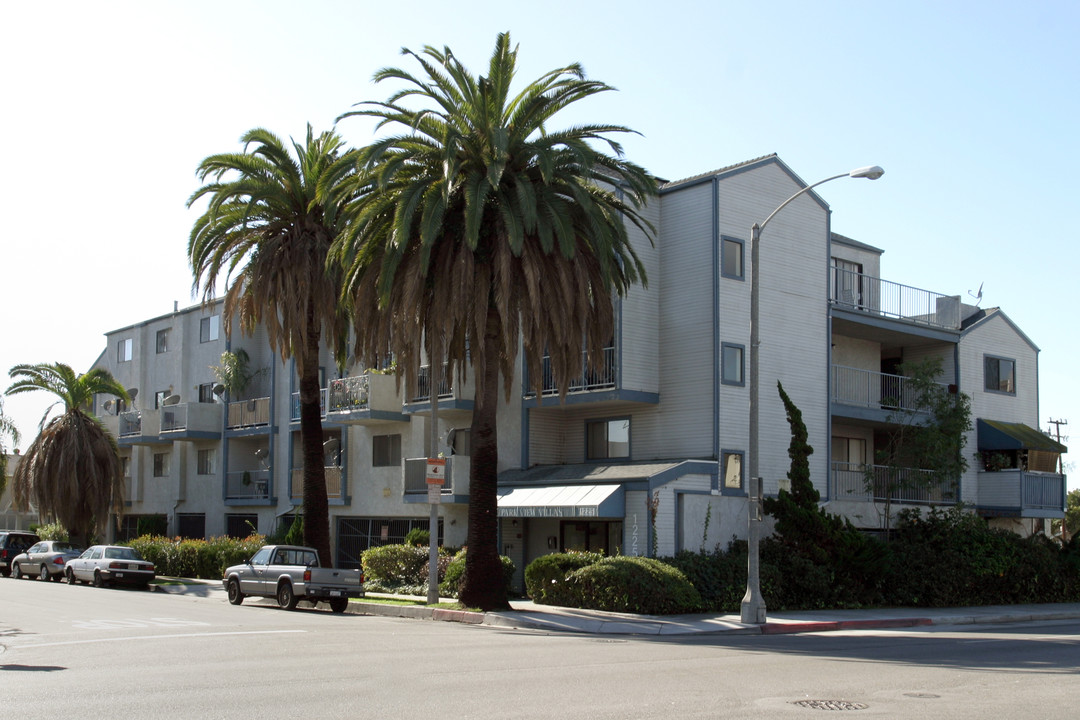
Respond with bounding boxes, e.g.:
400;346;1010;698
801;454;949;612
328;375;370;412
411;364;453;403
524;346;616;396
831;269;961;330
831;462;957;505
118;411;142;438
290;388;328;421
227;397;271;429
225;470;270;500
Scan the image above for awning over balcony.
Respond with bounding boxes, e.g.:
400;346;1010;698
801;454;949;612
497;484;624;519
977;419;1067;453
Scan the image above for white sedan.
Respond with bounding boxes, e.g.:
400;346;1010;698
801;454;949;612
65;545;155;588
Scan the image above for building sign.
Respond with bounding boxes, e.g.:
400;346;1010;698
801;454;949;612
498;506;599;518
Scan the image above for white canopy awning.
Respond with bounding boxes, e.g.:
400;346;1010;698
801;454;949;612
497;484;624;519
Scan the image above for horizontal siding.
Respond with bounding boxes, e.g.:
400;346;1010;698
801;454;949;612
620;196;661;394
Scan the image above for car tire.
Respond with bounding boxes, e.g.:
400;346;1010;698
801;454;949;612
227;579;245;606
329;597;349;614
66;568;77;585
12;562;22;579
40;565;51;582
93;570;104;588
277;581;298;610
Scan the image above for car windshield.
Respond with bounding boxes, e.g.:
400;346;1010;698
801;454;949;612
54;542;78;552
104;547;140;561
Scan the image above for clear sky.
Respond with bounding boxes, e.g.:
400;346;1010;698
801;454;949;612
1;1;1076;486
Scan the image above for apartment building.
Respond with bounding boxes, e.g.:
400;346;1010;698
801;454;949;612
89;154;1066;580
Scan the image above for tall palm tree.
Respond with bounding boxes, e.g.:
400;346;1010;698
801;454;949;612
0;399;20;498
188;125;360;565
4;363;128;546
332;33;656;609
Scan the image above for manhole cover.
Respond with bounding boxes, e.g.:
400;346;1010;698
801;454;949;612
792;700;868;711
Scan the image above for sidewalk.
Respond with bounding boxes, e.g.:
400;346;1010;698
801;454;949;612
151;578;1080;636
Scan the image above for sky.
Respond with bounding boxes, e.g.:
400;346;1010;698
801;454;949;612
1;1;1076;486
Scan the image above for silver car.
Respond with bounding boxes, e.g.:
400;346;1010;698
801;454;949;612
10;540;83;582
65;545;156;588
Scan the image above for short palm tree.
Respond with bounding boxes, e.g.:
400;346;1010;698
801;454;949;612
5;363;128;546
333;33;656;609
188;125;360;565
0;399;20;497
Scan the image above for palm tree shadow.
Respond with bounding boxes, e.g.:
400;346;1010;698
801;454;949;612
1;663;66;672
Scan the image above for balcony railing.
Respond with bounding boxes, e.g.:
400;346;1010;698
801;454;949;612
225;470;270;501
831;365;951;413
159;402;224;435
524;346;616;396
329;375;371;412
977;469;1065;513
118;411;142;438
290;465;342;499
403;456;470;496
832;462;957;505
227;397;271;429
290;388;328;421
831;269;961;330
411;364;454;403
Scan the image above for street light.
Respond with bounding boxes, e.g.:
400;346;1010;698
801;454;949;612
740;165;884;625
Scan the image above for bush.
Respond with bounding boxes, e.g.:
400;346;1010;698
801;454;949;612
404;528;430;547
124;534;265;579
362;544;430;588
563;556;705;614
524;551;604;605
663;543;746;612
34;521;70;542
439;547;516;599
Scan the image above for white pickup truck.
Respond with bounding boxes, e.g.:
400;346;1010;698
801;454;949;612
222;544;364;613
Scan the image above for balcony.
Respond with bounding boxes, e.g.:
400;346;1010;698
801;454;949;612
159;402;223;440
524;347;616;397
976;470;1066;518
831;269;961;331
402;456;471;502
290;465;342;500
116;410;165;445
326;374;407;425
227;397;271;430
225;469;271;502
404;364;473;415
290;388;327;422
831;462;958;505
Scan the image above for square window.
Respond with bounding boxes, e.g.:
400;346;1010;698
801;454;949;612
722;452;743;490
198;383;216;403
155;390;169;409
197;448;215;475
721;237;744;280
721;343;744;386
156;329;169;354
984;356;1015;394
372;434;402;467
200;315;220;343
117;338;133;363
586;418;630;460
177;514;206;540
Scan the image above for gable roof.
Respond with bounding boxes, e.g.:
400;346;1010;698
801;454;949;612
960;307;1040;353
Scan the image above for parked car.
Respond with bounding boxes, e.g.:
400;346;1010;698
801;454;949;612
65;545;155;588
10;540;83;581
222;544;364;613
1;530;39;577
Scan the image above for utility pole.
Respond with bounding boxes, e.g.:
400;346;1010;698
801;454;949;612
1046;418;1068;474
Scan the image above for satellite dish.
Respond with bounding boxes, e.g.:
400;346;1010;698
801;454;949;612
162;394;181;406
254;448;269;460
103;400;114;413
127;388;138;406
445;428;458;455
213;384;226;397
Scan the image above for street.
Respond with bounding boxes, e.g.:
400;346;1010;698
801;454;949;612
2;577;1078;719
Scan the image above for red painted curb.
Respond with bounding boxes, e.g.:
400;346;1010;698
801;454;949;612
762;617;933;635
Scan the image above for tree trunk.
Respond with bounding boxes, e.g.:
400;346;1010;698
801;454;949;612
459;306;511;610
299;323;332;566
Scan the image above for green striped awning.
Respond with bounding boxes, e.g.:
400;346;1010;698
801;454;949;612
977;419;1067;453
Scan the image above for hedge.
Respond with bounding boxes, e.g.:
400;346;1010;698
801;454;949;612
124;535;265;579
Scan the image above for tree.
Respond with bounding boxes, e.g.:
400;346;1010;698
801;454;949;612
1058;489;1080;542
188;126;360;565
868;356;972;534
0;398;20;497
4;363;128;546
211;349;265;400
332;33;656;609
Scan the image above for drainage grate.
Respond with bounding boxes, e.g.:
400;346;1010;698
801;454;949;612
792;700;868;711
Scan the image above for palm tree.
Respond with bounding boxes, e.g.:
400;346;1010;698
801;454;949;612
188;125;360;565
332;33;656;609
4;363;128;546
0;399;20;498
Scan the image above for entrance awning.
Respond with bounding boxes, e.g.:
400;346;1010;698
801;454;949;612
977;419;1067;453
497;484;624;519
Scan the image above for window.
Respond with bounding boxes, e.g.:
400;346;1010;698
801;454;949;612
372;434;402;467
177;514;206;540
153;452;170;478
225;514;258;539
156;329;169;354
448;428;471;456
117;338;132;362
721;343;744;386
831;436;866;465
154;390;169;409
586;418;630;460
831;258;863;306
197;448;215;475
198;382;216;403
120;456;131;478
984;355;1015;394
200;315;220;343
722;451;744;490
721;236;744;280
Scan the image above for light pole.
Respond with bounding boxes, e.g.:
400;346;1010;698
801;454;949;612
741;165;884;625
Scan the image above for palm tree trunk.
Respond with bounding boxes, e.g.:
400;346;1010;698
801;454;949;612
459;306;511;610
299;321;332;566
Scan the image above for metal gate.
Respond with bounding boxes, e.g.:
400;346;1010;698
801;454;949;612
335;516;445;569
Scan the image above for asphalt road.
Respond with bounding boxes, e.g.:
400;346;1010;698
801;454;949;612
2;576;1078;719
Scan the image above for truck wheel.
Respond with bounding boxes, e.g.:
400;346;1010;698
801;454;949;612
227;579;245;605
329;597;349;614
277;581;298;610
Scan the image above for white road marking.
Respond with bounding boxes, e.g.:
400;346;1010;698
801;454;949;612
13;629;306;649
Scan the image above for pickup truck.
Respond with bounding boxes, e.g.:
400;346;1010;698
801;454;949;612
222;544;364;613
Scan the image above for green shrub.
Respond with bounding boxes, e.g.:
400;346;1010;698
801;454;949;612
663;543;746;612
524;551;604;605
563;556;705;614
439;547;516;599
404;528;430;546
124;534;265;579
362;544;430;588
34;521;70;542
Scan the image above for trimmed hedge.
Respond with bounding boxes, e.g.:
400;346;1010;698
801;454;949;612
562;556;705;614
361;543;456;594
524;551;604;606
124;534;265;579
439;547;516;599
